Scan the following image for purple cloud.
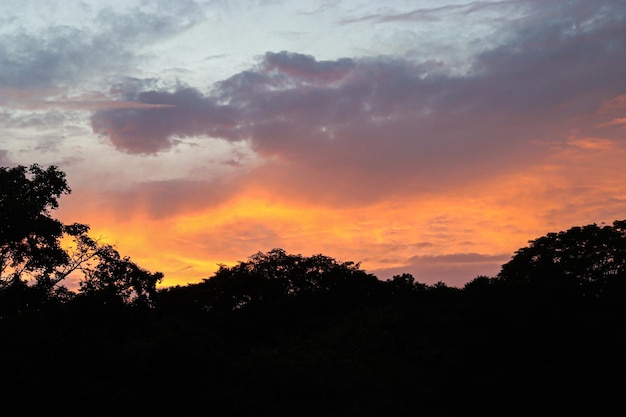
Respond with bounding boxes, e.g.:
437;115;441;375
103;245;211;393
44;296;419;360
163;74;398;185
90;0;626;204
92;88;238;154
372;253;511;287
262;51;356;83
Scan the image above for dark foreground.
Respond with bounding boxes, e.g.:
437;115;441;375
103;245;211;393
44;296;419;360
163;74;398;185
2;267;625;416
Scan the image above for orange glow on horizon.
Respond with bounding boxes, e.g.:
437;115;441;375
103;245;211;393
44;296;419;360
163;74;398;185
55;132;626;289
59;185;543;287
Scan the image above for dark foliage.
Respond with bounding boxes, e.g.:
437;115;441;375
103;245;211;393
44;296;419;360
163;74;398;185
2;165;626;415
0;164;163;317
1;164;73;289
497;220;626;299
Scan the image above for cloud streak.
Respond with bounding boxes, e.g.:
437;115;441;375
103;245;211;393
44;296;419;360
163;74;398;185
339;0;523;24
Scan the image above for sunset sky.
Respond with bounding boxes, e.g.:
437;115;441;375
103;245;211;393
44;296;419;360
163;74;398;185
1;0;625;288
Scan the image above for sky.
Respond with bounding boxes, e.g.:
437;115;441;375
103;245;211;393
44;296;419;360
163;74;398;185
1;0;625;288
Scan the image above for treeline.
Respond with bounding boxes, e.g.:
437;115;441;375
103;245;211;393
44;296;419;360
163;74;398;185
2;164;626;415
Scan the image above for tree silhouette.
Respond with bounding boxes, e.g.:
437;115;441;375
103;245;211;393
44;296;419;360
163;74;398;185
3;163;626;415
79;244;163;307
497;220;626;297
0;164;163;314
197;248;379;313
1;164;76;287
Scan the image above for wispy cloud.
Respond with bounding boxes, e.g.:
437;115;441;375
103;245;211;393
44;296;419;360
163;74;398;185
339;0;523;24
0;88;176;111
0;1;204;90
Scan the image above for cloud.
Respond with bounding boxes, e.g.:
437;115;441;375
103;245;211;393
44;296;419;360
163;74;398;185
0;87;177;112
598;94;626;113
0;1;204;90
598;118;626;128
95;0;204;44
372;253;511;286
88;0;626;207
262;51;356;83
0;26;98;89
4;0;626;289
340;0;523;25
0;149;9;166
92;88;238;154
100;176;245;220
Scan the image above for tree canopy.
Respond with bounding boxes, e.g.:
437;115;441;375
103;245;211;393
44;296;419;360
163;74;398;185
497;220;626;297
1;164;74;287
195;248;379;312
0;164;162;314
